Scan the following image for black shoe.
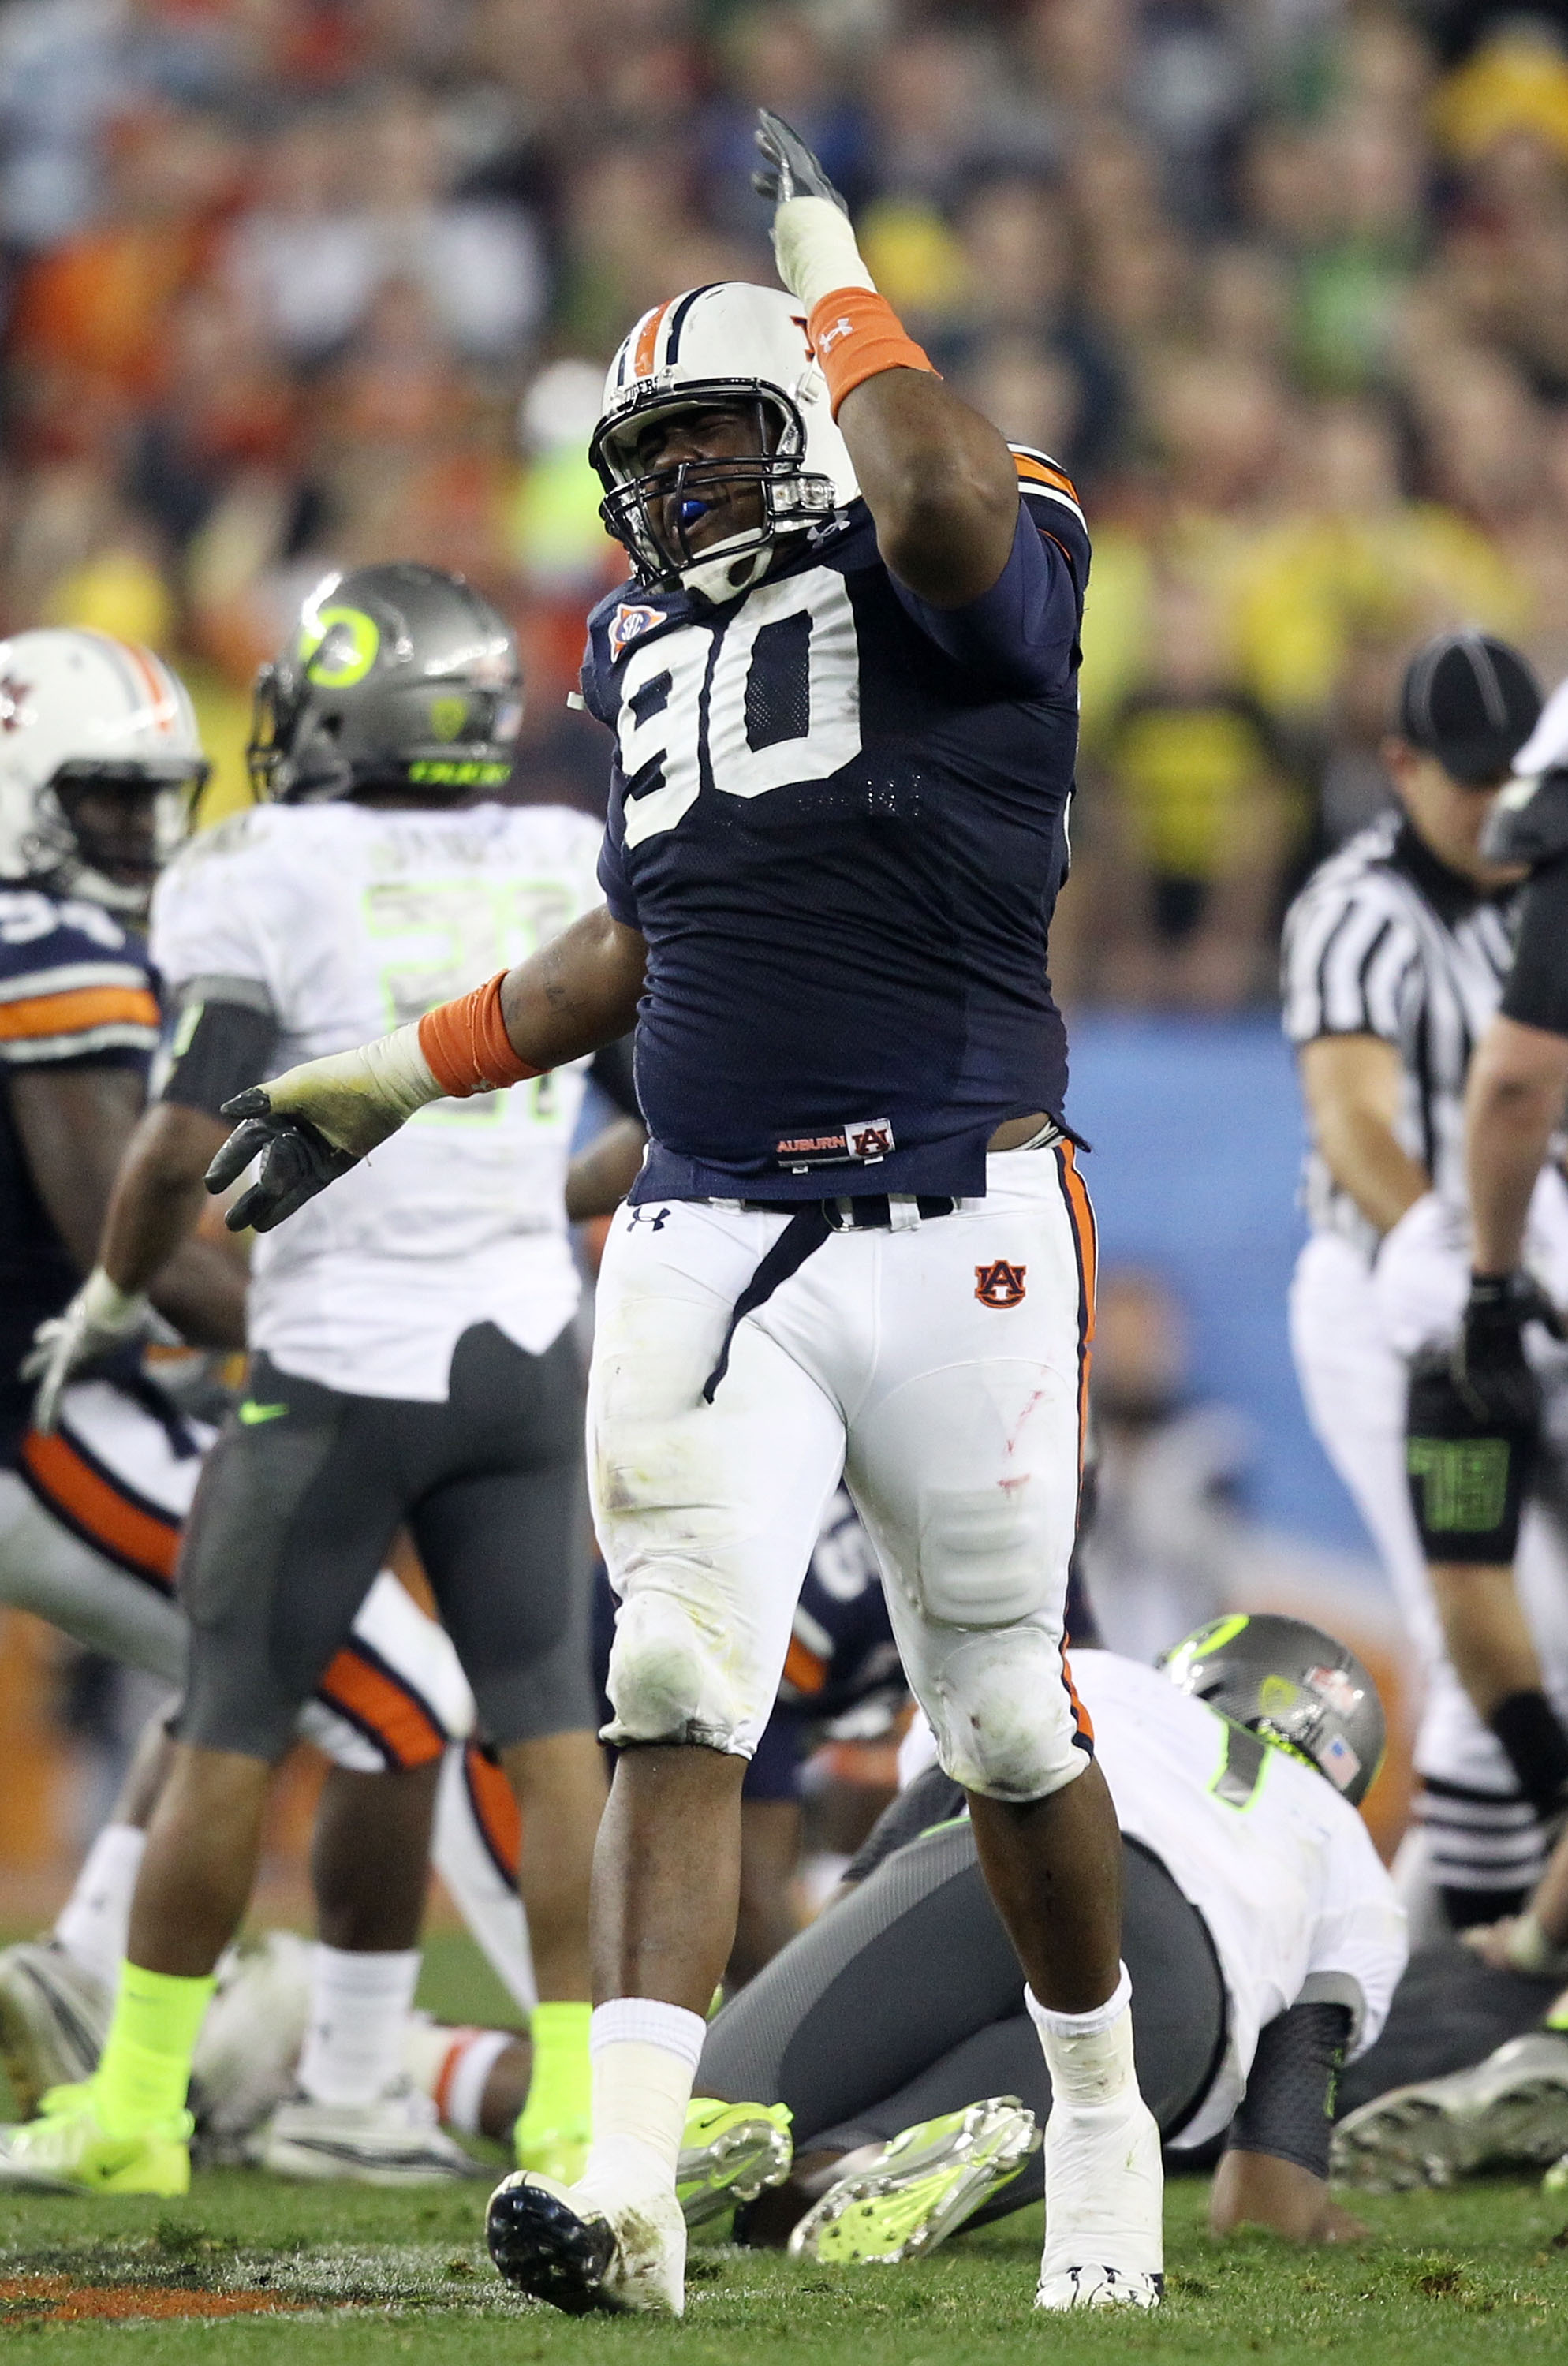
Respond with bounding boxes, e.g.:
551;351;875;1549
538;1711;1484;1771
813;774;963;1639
487;2173;617;2314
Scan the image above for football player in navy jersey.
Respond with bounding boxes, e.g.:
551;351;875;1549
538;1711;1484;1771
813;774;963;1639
0;630;243;1494
205;111;1163;2316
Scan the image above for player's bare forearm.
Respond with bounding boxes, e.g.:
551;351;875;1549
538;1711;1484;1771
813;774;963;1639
498;908;648;1073
1465;1015;1568;1277
10;1063;147;1275
103;1102;247;1345
837;369;1019;607
1297;1035;1429;1235
1208;2151;1364;2244
566;1118;648;1222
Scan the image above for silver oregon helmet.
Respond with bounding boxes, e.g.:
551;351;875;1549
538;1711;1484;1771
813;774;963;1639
248;562;524;804
1161;1612;1385;1805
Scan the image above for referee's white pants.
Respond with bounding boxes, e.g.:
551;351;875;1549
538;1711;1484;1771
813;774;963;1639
588;1144;1096;1804
1290;1231;1568;1798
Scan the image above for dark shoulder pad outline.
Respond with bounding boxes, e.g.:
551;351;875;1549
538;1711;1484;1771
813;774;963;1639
1483;767;1568;866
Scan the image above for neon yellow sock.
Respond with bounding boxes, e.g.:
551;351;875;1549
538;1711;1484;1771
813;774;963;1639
91;1961;214;2140
516;2000;592;2145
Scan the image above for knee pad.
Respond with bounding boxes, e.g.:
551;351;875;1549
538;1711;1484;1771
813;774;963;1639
915;1481;1060;1629
918;1624;1089;1803
601;1578;760;1756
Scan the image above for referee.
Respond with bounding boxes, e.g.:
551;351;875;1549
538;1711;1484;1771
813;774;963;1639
1406;670;1568;1980
1282;630;1568;1931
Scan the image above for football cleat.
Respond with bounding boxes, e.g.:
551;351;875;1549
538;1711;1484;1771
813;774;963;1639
789;2098;1039;2265
1036;2092;1163;2311
0;2083;191;2196
487;2171;686;2315
255;2081;484;2185
191;1931;311;2163
1036;2262;1164;2310
1331;2029;1568;2191
678;2097;793;2230
0;1942;110;2120
513;2117;590;2189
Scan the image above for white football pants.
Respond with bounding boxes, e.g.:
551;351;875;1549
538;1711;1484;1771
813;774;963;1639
590;1142;1096;1803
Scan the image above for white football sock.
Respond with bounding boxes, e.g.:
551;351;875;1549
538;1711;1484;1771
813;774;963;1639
297;1945;420;2107
581;1998;706;2196
53;1823;145;1989
1027;1963;1136;2105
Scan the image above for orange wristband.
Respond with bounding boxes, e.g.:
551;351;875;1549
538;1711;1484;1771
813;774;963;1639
807;287;937;419
417;972;541;1099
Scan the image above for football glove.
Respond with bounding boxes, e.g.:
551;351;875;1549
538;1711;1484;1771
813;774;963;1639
24;1270;174;1435
205;1026;441;1234
753;109;872;312
752;109;849;212
1451;1271;1564;1429
1406;1346;1536;1566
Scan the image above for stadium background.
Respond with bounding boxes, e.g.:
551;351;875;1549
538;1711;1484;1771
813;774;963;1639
1;0;1562;1901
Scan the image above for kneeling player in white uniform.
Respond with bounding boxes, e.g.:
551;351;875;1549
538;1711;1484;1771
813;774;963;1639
1282;631;1568;1927
192;114;1163;2316
1;569;618;2200
693;1614;1405;2263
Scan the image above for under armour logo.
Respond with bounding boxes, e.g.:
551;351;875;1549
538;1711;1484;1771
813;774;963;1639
627;1205;670;1230
975;1260;1027;1308
818;315;854;353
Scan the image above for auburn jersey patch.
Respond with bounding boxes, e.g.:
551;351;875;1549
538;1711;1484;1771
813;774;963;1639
975;1259;1027;1308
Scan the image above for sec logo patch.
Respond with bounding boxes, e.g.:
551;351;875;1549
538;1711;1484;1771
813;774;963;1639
975;1260;1027;1308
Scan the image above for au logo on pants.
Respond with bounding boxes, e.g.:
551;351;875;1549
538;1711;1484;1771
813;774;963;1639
975;1260;1027;1308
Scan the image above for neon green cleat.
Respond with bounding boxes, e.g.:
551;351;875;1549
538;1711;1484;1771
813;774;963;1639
678;2098;793;2230
788;2098;1040;2265
0;2082;192;2196
513;2118;590;2187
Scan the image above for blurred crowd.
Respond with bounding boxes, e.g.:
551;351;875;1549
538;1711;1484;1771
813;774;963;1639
2;0;1567;1002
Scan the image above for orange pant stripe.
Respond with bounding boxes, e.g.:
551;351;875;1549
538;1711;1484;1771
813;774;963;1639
315;1643;447;1770
462;1741;522;1885
20;1429;179;1588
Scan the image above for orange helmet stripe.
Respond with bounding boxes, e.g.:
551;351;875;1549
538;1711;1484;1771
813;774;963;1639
633;299;674;380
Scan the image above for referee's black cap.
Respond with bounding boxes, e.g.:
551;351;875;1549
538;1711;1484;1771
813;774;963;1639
1397;630;1543;786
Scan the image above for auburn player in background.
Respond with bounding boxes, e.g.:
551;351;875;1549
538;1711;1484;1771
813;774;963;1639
190;113;1163;2316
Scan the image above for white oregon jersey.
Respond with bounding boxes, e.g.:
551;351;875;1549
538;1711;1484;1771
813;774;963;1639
151;801;607;1398
900;1650;1406;2149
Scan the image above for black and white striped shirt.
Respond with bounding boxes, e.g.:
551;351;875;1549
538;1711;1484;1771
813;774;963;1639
1282;813;1517;1251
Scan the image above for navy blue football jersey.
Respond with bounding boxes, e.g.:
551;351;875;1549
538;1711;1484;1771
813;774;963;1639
0;881;160;1460
583;451;1090;1203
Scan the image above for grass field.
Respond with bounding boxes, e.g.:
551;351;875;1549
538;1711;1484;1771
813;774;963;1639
2;2174;1566;2363
2;1928;1566;2360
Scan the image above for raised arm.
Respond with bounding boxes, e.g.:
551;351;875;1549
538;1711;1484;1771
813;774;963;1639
754;112;1018;608
207;908;648;1233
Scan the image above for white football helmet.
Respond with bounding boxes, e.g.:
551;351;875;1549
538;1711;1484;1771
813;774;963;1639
0;629;207;913
591;282;859;605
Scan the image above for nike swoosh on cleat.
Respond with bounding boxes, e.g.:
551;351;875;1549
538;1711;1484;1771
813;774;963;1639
237;1401;289;1426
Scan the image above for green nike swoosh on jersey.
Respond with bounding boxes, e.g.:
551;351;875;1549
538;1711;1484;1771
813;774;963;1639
237;1401;289;1426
